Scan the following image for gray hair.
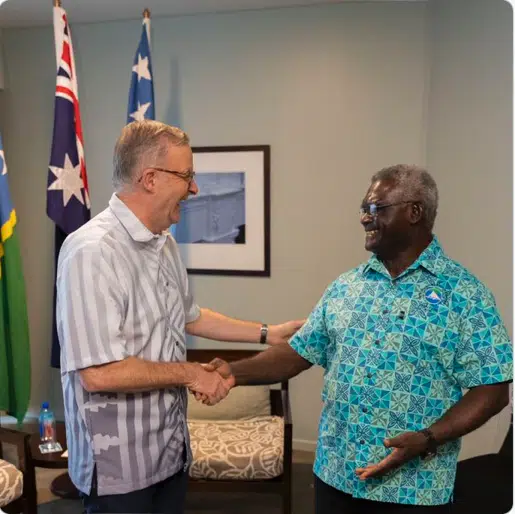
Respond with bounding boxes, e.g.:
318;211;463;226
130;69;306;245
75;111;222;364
371;164;439;230
113;120;190;190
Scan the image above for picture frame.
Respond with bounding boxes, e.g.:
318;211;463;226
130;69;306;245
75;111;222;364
174;145;270;277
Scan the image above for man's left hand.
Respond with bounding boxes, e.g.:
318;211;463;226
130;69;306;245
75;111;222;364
355;431;429;480
267;319;306;346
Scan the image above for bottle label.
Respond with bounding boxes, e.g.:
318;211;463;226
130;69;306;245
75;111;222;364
44;421;54;440
40;419;55;441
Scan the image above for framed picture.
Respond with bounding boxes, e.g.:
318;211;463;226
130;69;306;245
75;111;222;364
174;145;270;277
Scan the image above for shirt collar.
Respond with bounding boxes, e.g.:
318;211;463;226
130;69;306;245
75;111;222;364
109;194;168;247
362;236;447;278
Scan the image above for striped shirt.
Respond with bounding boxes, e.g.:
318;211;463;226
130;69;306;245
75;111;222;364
56;193;200;495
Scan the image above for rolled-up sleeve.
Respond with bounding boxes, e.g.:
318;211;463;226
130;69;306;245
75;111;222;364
57;242;128;373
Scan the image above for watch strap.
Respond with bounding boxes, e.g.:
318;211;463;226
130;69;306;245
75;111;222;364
419;428;438;459
259;324;269;345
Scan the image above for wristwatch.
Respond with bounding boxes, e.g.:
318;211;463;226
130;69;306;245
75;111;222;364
259;324;269;345
418;428;438;460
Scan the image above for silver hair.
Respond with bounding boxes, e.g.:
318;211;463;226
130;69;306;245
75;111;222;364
371;164;439;230
112;120;190;190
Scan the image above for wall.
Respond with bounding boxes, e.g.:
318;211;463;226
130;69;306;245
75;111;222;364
2;0;511;459
0;29;4;91
426;0;512;459
0;2;429;447
0;29;5;129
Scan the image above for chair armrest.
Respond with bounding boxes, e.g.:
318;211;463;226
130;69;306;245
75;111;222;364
0;428;30;448
0;428;35;487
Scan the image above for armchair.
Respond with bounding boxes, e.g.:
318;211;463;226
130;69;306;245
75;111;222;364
186;349;293;514
0;427;37;514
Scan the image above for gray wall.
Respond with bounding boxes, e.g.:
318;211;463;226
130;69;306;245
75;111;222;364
426;0;512;458
0;1;511;458
0;2;429;448
0;30;5;130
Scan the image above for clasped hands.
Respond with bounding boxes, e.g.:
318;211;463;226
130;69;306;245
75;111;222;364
186;319;305;405
186;358;233;406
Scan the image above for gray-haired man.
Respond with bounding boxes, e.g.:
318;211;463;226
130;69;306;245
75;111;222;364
57;120;304;514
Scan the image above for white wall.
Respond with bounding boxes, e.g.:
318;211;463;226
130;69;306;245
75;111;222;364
426;0;512;460
1;2;429;446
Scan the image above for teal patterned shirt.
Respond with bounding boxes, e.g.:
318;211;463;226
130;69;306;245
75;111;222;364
289;237;512;506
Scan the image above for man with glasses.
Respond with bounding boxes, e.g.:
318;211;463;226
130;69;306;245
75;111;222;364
204;164;512;513
56;120;304;514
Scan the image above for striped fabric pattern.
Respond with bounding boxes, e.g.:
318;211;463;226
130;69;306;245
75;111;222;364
57;194;200;495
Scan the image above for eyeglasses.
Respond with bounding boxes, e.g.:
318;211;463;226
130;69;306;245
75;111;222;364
139;166;196;185
359;201;414;217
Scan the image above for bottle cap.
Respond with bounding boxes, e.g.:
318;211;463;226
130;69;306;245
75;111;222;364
42;401;49;409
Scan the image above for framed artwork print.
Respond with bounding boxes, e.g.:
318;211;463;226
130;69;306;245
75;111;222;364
173;145;270;277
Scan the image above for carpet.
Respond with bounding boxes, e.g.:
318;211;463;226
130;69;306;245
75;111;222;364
37;462;315;514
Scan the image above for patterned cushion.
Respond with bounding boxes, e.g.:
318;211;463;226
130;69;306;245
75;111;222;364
188;416;284;480
187;386;271;421
0;459;23;507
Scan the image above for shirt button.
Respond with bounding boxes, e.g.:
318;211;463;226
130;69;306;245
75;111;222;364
367;373;373;379
362;407;368;413
360;439;365;445
382;309;388;314
375;340;380;345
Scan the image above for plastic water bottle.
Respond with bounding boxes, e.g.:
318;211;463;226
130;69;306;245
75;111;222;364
39;401;57;451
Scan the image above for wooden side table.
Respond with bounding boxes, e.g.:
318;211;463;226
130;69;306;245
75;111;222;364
30;421;80;500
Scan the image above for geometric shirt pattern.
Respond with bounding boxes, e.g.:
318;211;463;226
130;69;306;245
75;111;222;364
289;237;512;506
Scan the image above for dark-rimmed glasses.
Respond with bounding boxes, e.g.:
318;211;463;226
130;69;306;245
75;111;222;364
360;201;415;217
138;166;196;185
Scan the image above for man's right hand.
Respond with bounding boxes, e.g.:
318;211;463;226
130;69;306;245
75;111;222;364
190;358;234;405
184;362;234;405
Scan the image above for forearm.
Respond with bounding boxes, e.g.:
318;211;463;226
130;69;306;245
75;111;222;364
79;357;194;393
186;308;262;344
429;382;510;446
230;344;312;385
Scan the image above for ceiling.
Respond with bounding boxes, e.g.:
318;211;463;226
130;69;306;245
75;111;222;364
0;0;425;29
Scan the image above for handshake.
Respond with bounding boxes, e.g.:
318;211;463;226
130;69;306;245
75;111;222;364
183;319;305;405
185;358;234;406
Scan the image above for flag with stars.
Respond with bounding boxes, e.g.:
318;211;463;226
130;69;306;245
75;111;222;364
127;12;155;123
0;133;31;424
47;5;91;368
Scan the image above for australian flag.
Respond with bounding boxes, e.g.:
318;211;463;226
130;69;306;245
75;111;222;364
127;11;155;124
126;11;175;237
47;5;90;368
